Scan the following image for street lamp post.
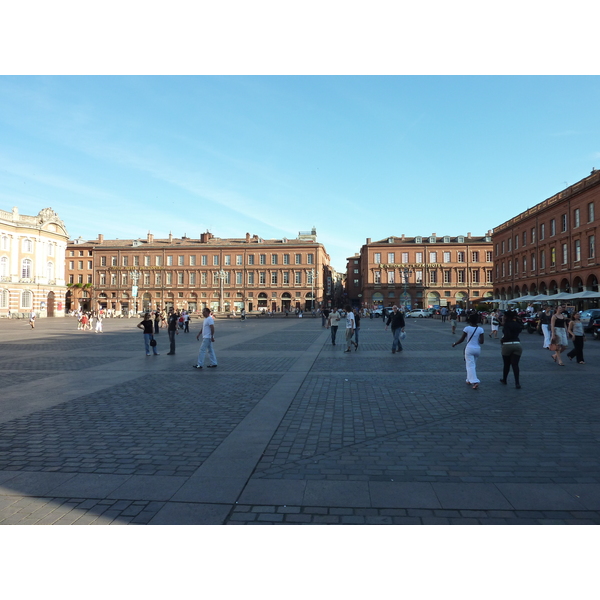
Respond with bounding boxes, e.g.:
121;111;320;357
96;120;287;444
400;267;413;310
216;269;227;313
131;269;140;316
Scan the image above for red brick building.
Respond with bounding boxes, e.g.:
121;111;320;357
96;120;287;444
65;230;331;315
492;169;599;305
349;233;494;310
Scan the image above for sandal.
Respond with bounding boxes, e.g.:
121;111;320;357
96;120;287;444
472;383;479;390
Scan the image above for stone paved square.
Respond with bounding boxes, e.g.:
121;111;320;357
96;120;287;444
1;314;599;524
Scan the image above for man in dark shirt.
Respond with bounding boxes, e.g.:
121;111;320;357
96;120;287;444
385;305;406;354
167;308;179;355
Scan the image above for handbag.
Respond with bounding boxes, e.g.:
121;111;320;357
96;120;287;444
150;335;157;347
548;335;558;351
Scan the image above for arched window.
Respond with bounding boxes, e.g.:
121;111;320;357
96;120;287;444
23;238;33;253
0;288;8;308
0;256;8;278
1;235;9;251
22;258;32;279
21;289;32;308
47;261;54;280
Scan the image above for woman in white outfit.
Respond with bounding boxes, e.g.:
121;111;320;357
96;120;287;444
452;314;485;389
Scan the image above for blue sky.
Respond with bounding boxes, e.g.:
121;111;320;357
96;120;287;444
1;75;600;271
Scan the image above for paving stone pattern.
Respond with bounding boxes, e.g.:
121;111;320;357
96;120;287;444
0;373;277;476
1;315;600;525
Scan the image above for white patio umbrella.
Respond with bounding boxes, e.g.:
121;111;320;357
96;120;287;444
569;290;600;299
547;292;577;301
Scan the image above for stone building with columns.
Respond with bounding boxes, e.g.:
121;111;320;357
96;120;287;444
0;206;69;318
349;232;494;310
65;229;331;315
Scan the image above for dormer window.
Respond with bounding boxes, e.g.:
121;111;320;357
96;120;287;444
457;236;464;243
415;236;422;244
388;237;394;243
429;236;436;243
443;237;450;243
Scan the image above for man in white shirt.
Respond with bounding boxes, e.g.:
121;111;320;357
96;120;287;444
193;308;217;369
344;304;355;353
327;307;344;345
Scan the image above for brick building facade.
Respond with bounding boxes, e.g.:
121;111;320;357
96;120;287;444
65;230;331;315
492;169;599;305
349;233;494;310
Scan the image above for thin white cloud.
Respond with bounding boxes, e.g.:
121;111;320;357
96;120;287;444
0;153;123;204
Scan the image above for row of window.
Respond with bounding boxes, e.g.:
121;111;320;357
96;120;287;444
497;236;596;277
0;289;33;309
98;253;316;267
73;271;317;286
497;202;595;255
373;251;493;264
373;269;492;285
387;236;489;244
0;257;55;280
1;235;56;255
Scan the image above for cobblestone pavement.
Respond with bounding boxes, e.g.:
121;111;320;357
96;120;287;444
1;314;599;524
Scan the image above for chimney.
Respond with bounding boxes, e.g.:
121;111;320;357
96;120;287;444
431;233;436;237
467;232;471;238
147;232;154;244
366;238;371;244
401;234;405;241
246;232;251;243
168;232;173;243
98;234;104;244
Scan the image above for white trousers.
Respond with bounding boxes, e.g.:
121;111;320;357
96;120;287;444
541;324;551;348
464;346;481;384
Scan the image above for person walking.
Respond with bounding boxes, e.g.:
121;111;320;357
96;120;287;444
539;306;552;349
452;313;485;389
166;307;179;355
154;309;161;335
95;312;103;333
550;305;569;366
29;310;36;329
489;309;500;339
385;305;406;354
499;310;523;389
449;307;458;334
183;310;190;333
343;304;356;353
327;307;343;346
193;308;217;369
440;306;448;323
137;312;159;356
352;307;361;350
566;311;586;364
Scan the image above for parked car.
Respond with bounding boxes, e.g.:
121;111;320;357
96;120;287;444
580;309;600;331
372;307;392;318
406;309;432;318
590;316;600;340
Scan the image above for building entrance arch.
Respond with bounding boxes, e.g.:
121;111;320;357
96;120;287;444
258;292;268;309
46;291;55;317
